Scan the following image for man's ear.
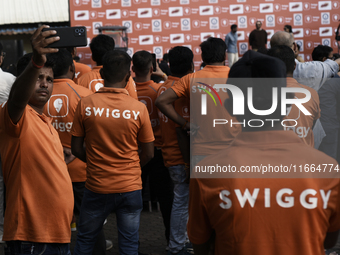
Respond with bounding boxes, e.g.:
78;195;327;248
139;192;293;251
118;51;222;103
70;62;75;74
190;62;195;73
100;68;105;80
322;57;327;62
126;71;131;82
70;62;76;80
292;42;298;55
132;65;135;73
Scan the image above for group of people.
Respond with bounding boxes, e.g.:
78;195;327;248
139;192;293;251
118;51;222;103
0;23;340;255
225;21;301;67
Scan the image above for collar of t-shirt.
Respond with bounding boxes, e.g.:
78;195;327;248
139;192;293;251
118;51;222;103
286;77;299;87
168;76;180;82
232;130;303;147
135;80;157;87
96;87;129;95
202;65;230;72
54;78;75;85
27;104;52;125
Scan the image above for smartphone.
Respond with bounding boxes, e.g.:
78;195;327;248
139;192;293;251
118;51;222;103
151;53;156;72
42;27;87;48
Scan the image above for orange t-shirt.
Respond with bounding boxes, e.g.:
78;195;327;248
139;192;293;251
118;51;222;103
71;87;155;194
136;80;162;147
171;65;241;156
188;131;340;255
0;103;73;243
73;60;91;84
284;77;320;147
78;66;138;100
157;76;189;167
43;78;93;182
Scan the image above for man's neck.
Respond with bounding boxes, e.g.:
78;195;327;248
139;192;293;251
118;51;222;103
286;73;293;77
205;62;225;66
135;76;150;83
103;82;126;89
55;75;72;80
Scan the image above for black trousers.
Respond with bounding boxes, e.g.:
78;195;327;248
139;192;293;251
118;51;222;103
141;148;174;242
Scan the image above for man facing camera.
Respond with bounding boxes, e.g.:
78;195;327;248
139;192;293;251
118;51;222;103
0;25;73;254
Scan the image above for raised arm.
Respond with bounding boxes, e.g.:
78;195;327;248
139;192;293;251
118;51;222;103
7;25;59;124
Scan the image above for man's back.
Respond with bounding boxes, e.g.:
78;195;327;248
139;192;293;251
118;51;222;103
188;130;340;255
71;87;154;194
171;65;241;155
136;80;162;147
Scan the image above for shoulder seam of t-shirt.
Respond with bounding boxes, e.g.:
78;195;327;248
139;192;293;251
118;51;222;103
148;85;158;93
66;82;81;99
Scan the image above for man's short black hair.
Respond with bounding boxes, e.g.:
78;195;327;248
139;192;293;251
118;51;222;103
312;45;333;61
168;46;193;76
90;34;115;65
17;53;54;76
102;50;131;84
226;50;287;121
132;50;152;77
267;45;295;74
231;24;237;30
47;49;73;78
200;37;226;64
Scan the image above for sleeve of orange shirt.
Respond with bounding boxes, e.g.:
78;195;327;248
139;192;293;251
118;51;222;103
1;102;25;137
137;104;155;143
71;100;85;138
126;77;138;100
171;74;191;98
73;61;91;84
187;178;214;245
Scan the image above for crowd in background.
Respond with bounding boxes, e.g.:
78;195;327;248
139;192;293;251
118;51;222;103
0;22;340;255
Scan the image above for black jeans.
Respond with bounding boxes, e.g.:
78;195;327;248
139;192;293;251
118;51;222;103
142;147;174;242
